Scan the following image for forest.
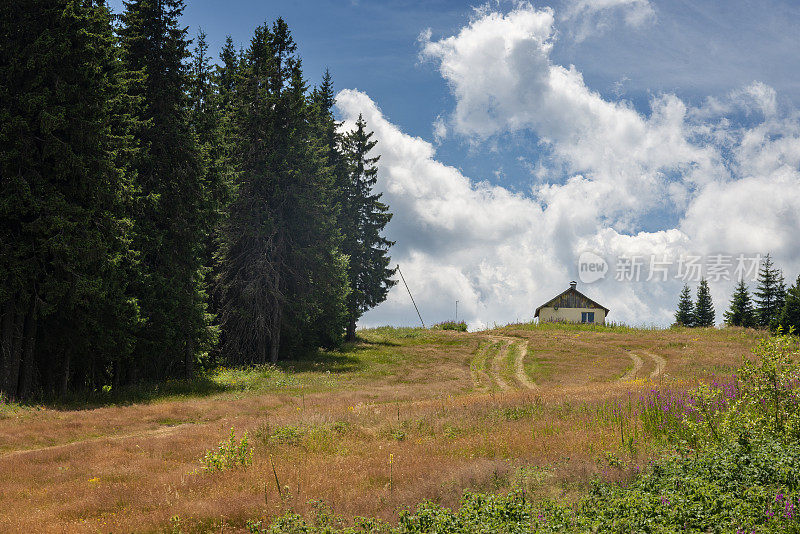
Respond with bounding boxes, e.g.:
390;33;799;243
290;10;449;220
0;0;395;400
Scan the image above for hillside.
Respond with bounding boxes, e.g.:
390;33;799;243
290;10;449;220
0;324;761;532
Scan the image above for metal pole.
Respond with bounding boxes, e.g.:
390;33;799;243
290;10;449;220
455;300;458;322
397;264;425;328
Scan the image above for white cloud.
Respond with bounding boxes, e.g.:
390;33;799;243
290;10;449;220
337;3;800;329
419;4;719;227
561;0;656;41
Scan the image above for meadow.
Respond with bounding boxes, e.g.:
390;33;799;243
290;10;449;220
0;323;771;532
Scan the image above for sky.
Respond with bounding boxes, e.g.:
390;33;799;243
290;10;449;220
109;0;800;329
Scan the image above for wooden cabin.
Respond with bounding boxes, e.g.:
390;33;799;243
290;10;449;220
534;281;609;325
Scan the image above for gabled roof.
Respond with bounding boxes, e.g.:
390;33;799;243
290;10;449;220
534;283;610;318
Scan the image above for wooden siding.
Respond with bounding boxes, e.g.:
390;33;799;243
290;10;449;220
548;289;600;309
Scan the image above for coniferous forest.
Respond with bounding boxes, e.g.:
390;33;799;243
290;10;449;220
0;0;395;400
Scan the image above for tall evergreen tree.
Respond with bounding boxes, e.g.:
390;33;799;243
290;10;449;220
1;0;136;398
778;274;800;334
773;270;787;328
674;284;694;327
754;253;781;328
340;115;396;341
724;278;755;327
216;35;238;113
218;20;348;363
119;0;211;379
694;279;716;327
189;29;230;323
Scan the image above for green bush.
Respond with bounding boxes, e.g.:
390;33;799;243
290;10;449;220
433;321;468;332
200;428;252;472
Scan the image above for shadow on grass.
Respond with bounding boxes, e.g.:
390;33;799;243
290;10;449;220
24;345;369;411
39;375;230;411
277;346;364;374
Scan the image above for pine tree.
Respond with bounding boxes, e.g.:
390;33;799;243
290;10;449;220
674;284;695;327
340;115;397;341
754;253;781;328
724;278;755;327
778;274;800;334
1;0;137;398
773;271;787;329
119;0;211;379
189;29;231;325
694;279;716;327
218;20;348;363
216;35;238;113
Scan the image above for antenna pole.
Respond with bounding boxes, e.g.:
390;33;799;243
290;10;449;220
397;264;425;328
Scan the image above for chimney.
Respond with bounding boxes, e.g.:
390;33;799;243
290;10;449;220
569;281;577;289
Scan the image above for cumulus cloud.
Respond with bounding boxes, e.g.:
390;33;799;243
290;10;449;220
419;4;718;229
337;3;800;329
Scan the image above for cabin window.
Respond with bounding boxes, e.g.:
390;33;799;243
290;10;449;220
581;312;595;323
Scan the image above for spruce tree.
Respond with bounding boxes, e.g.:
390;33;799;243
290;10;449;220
724;278;755;327
189;29;230;325
694;279;716;327
778;274;800;334
119;0;211;379
216;35;238;113
674;284;695;327
218;20;348;363
773;271;787;329
341;115;396;341
754;253;781;327
1;0;136;398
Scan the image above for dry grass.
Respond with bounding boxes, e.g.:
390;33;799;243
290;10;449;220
0;323;761;532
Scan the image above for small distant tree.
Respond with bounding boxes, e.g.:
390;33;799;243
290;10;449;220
675;284;695;327
778;274;800;334
755;253;781;327
724;278;756;327
694;279;716;327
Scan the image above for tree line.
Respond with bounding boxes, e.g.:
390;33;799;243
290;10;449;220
674;253;800;332
0;0;395;400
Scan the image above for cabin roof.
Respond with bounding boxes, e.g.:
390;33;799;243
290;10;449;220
534;283;610;318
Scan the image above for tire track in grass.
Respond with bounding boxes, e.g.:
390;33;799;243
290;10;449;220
470;340;495;391
643;350;667;379
479;335;538;390
513;340;538;389
0;422;195;460
491;340;512;391
618;352;643;381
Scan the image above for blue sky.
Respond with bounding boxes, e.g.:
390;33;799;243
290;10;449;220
109;0;800;194
109;1;800;328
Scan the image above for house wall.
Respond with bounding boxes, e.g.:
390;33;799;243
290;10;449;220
538;307;606;325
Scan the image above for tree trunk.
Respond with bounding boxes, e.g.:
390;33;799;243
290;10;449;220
0;299;14;391
61;352;70;397
19;297;38;399
112;357;121;390
270;303;281;364
2;300;26;400
345;317;357;342
184;340;194;379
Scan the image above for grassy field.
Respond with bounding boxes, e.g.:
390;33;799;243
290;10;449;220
0;323;763;532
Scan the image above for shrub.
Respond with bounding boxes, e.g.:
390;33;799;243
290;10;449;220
270;425;305;445
433;321;468;332
200;428;252;472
